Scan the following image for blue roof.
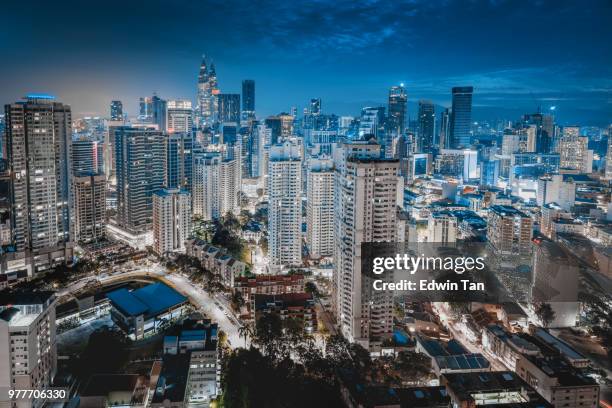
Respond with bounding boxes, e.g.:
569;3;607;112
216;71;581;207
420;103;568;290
107;283;187;318
179;330;206;342
107;288;148;316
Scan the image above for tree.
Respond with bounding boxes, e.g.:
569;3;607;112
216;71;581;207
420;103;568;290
73;327;132;380
535;303;556;328
393;351;433;384
304;281;319;298
238;324;254;348
230;291;245;312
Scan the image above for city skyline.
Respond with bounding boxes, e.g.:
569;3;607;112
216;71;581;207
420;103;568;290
1;0;611;124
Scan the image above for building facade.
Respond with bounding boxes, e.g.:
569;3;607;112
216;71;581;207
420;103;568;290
152;189;192;256
268;142;302;271
306;158;334;259
72;172;106;243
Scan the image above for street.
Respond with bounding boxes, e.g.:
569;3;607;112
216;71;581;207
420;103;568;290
58;261;245;348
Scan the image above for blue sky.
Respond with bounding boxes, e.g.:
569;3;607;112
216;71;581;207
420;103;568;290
1;0;610;125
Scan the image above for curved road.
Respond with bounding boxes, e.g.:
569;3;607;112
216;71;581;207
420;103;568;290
58;263;245;348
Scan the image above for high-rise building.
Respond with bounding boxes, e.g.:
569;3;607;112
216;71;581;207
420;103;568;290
110;100;123;121
152;95;167;132
247;123;268;178
192;152;240;220
165;133;193;191
279;113;294;138
4;95;73;275
536;175;576;211
72;172;106;243
167;100;194;134
264;116;282;145
0;291;57;408
359;107;386;139
196;56;218;127
427;212;457;243
219;156;241;217
333;140;399;347
605;126;612;180
449;86;473;148
152;188;192;256
558;133;593;173
310;98;321;115
306;158;334;259
268;142;302;271
216;94;240;124
241;80;255;119
438;107;451;149
387;85;407;136
71;139;103;175
138;96;153;122
114;126;165;234
417;99;435;153
523;112;554;154
487;205;533;255
193;153;221;220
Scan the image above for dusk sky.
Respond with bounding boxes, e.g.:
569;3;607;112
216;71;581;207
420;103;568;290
1;0;611;125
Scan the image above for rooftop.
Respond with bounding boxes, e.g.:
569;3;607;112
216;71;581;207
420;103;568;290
151;354;190;404
107;282;187;318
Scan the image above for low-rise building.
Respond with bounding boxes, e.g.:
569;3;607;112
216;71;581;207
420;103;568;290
234;274;305;303
415;336;490;376
515;354;599;407
107;282;188;340
481;325;540;371
185;238;247;287
252;293;317;334
441;371;552;408
163;317;220;404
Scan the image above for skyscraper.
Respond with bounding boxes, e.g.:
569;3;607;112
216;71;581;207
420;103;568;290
138;96;153;122
71;139;103;175
193;153;221;220
196;56;218;127
216;93;240;123
310;98;321;115
241;80;255;119
417;99;435;153
333;140;399;347
605;126;612;180
110;100;123;121
192;152;240;220
165;133;194;191
248;123;269;178
114;126;165;234
4;95;73;275
152;94;167;132
268;142;302;272
449;86;473;148
167;100;194;133
438;107;451;149
265;116;282;145
558;131;593;174
387;85;407;136
487;205;533;255
152;188;192;256
219;156;241;217
72;172;106;243
523;112;554;154
306;158;334;259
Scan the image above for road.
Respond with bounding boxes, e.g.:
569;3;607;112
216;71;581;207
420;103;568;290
57;262;246;349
